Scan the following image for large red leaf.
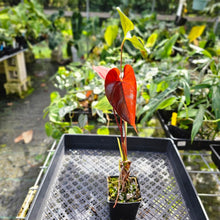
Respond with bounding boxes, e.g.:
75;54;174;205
92;66;110;79
105;64;137;130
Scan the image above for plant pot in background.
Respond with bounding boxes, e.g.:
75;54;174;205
107;176;141;220
15;36;28;49
175;16;187;26
51;46;63;63
0;50;5;58
157;109;192;139
157;110;220;150
192;0;209;10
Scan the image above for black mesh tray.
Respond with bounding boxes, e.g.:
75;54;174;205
26;134;208;220
157;110;220;150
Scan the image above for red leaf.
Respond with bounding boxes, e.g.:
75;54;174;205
105;64;137;131
92;66;110;79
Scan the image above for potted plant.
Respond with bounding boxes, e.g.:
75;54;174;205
138;46;220;148
47;10;66;63
93;7;148;219
0;0;51;62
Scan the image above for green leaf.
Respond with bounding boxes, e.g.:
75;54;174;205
156;81;168;92
68;126;83;134
192;84;211;90
78;114;88;128
0;8;9;15
127;35;145;50
59;104;77;118
156;96;177;110
138;82;178;123
191;105;205;141
201;49;212;58
183;81;190;105
178;108;197;118
104;25;118;46
116;7;134;38
51;129;63;139
163;33;179;56
146;33;158;48
210;61;217;75
154;33;179;59
96;110;107;124
94;96;112;113
45;122;53;137
212;85;220;130
126;35;149;59
97;126;110;135
50;91;60;102
84;124;95;132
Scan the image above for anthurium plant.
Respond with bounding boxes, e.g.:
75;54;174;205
93;7;144;207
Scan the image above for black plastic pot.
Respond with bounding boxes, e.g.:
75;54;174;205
64;108;94;122
157;110;220;150
0;50;5;58
3;46;20;56
107;176;141;220
15;36;28;49
175;15;187;26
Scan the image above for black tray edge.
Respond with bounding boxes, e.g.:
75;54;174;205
210;144;220;170
167;141;208;220
26;134;208;220
26;137;65;220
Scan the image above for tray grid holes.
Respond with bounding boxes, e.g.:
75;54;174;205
41;149;190;220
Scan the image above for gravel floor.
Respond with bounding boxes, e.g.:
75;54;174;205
0;59;60;219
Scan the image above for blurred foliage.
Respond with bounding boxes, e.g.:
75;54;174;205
33;0;220;14
0;0;219;15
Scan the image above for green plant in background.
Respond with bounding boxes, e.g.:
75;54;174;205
44;2;220;142
0;0;50;46
137;67;191;122
66;9;83;57
68;9;104;60
47;10;65;51
132;19;220;141
189;60;220;140
138;50;220;141
44;61;105;139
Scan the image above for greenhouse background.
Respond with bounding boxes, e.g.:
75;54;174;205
0;0;220;219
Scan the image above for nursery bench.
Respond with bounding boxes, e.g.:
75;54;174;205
0;49;30;97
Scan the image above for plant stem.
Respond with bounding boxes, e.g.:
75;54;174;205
113;160;131;208
123;121;127;157
120;40;125;75
113;110;128;161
